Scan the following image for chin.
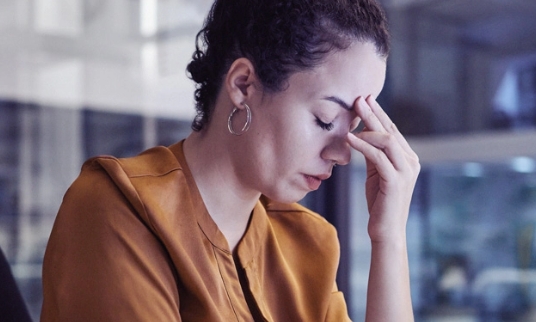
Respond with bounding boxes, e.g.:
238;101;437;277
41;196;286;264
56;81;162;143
264;190;307;205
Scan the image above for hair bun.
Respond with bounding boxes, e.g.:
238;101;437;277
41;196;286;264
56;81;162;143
187;50;210;84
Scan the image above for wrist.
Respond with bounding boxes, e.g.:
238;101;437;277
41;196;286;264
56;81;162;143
368;222;407;244
369;229;407;247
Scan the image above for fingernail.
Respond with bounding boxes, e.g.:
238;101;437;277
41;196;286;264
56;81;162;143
358;97;370;112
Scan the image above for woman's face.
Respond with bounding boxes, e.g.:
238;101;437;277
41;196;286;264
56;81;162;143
234;41;387;203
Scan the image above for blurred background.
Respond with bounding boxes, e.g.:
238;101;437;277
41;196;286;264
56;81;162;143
0;0;535;321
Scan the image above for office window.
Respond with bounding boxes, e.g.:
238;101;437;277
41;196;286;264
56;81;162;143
350;159;536;321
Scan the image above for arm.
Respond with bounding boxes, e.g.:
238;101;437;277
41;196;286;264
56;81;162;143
347;96;419;322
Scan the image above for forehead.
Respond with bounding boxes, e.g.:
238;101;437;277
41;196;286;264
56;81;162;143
290;41;387;100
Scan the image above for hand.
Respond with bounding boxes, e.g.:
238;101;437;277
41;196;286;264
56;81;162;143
346;96;420;243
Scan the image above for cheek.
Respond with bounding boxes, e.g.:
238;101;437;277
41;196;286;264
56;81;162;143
279;129;324;171
255;103;320;169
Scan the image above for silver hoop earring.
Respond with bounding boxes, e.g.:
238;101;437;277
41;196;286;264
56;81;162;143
227;103;252;136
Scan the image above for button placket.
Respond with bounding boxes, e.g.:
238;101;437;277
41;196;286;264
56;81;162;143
214;247;253;321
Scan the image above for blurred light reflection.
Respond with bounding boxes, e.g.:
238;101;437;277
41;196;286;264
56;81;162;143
511;157;536;174
463;163;484;178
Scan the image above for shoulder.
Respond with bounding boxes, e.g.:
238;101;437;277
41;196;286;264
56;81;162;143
83;144;182;179
79;143;187;200
66;143;189;225
252;197;343;319
261;196;340;257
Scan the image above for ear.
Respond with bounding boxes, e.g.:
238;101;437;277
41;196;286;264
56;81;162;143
224;58;258;109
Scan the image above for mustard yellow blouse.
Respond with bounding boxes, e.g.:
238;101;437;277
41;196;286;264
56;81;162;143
41;141;351;321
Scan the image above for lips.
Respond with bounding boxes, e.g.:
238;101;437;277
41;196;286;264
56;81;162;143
304;173;330;191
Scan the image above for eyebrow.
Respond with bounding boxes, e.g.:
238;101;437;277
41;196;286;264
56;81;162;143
322;96;352;110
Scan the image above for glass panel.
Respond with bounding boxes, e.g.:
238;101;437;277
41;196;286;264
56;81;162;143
384;2;536;136
0;101;190;320
350;161;536;321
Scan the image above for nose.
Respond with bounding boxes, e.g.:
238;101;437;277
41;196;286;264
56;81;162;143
321;134;351;166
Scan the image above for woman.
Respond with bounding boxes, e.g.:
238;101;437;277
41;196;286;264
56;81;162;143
41;0;419;321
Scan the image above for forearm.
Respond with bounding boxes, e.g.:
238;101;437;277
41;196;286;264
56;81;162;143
365;237;414;322
348;95;419;322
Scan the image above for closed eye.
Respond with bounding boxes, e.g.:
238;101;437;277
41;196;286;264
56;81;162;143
315;117;334;131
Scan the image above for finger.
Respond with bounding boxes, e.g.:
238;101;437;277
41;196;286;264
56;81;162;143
347;132;396;176
349;116;362;133
366;96;417;158
354;96;385;133
366;95;394;132
352;131;408;171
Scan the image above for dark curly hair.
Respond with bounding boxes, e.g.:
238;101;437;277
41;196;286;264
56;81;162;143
187;0;390;131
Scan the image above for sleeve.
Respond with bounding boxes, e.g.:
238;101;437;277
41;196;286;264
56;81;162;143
41;165;181;322
325;283;352;322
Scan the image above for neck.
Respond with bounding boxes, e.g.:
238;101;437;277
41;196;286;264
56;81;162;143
183;127;260;252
